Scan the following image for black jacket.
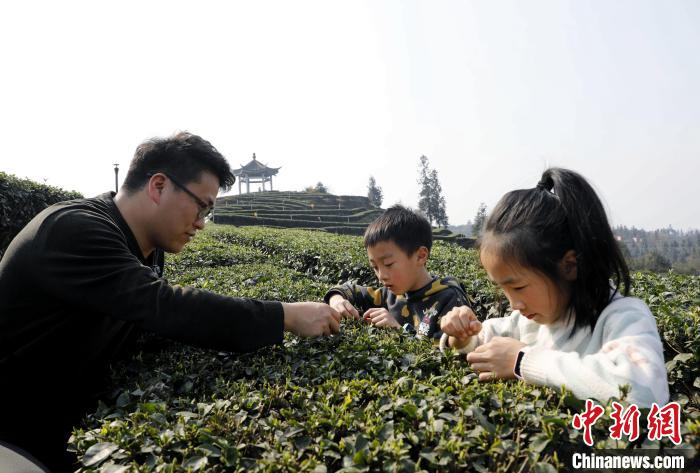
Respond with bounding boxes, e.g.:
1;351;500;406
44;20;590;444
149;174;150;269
0;192;283;471
324;276;470;340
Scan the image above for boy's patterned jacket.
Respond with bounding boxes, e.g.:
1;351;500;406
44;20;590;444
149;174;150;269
324;277;470;340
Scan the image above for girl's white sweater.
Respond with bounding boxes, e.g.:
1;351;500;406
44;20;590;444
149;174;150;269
442;294;669;407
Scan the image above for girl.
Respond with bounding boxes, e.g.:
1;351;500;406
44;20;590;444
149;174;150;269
440;168;669;407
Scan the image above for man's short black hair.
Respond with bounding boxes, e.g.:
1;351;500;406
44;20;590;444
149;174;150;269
122;131;235;192
363;205;432;255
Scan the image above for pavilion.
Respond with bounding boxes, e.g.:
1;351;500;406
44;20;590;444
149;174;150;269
232;153;281;194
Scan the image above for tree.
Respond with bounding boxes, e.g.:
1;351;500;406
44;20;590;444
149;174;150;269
304;182;328;193
417;155;448;226
417;155;431;220
367;176;383;207
618;239;632;263
472;202;487;237
430;169;448;228
635;251;672;273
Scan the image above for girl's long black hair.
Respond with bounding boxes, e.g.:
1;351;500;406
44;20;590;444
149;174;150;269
479;167;630;333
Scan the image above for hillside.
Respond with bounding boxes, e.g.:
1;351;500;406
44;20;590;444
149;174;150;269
214;191;475;247
615;226;700;275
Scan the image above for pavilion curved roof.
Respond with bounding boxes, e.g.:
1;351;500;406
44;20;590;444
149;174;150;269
232;153;281;177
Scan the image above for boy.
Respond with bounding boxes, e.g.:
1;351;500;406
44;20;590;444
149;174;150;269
324;205;470;340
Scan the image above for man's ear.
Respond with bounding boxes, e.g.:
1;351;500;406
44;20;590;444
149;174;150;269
147;174;167;204
415;246;430;266
559;249;578;281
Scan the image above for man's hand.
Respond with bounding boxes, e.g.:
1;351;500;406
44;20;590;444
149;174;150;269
328;294;360;319
282;302;341;337
363;308;400;328
440;305;482;349
466;336;526;382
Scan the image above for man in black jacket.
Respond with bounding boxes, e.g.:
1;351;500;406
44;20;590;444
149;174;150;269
0;131;341;472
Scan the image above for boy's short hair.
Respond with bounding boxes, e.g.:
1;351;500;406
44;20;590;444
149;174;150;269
122;131;235;193
363;205;432;255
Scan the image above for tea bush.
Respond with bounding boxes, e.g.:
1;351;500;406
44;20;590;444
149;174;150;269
69;225;700;472
0;171;82;258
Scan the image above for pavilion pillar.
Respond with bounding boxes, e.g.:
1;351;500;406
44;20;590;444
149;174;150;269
246;179;250;194
270;175;273;191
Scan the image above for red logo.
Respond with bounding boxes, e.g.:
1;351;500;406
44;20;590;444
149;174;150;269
609;402;640;441
572;400;683;446
572;399;605;446
647;402;681;445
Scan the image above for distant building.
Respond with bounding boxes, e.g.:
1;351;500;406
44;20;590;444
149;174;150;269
232;153;281;194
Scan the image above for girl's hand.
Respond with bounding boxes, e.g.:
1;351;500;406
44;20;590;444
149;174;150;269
329;294;360;319
363;308;400;328
466;336;526;382
440;306;482;348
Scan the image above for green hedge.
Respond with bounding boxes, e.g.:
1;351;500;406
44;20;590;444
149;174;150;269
219;192;375;210
215;212;380;225
0;172;82;259
218;207;378;217
214;214;367;229
321;226;368;237
68;226;699;472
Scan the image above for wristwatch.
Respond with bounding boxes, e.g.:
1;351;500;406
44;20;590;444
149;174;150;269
513;350;525;379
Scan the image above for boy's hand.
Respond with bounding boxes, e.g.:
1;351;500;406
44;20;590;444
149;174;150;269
466;337;526;382
282;302;341;336
440;306;482;348
363;308;400;328
328;294;360;319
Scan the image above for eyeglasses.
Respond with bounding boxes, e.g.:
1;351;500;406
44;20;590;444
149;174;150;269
146;171;214;220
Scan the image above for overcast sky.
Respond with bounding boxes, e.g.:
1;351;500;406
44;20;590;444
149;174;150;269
1;0;698;230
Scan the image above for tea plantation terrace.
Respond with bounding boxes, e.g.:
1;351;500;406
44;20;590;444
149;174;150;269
213;191;474;246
